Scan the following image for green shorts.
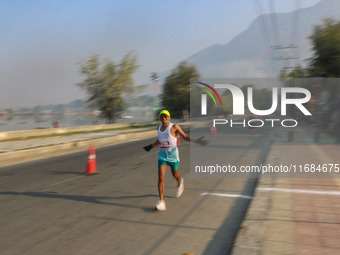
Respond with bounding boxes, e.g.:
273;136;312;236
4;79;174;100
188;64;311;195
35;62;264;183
158;160;179;170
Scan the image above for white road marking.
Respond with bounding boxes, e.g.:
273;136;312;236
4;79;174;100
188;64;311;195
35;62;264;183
138;150;158;159
201;192;253;199
257;187;340;196
138;153;155;159
48;176;83;187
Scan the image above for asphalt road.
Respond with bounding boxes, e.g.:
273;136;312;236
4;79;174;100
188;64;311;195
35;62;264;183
0;127;271;255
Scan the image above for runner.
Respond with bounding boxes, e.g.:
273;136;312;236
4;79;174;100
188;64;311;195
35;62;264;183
143;110;207;211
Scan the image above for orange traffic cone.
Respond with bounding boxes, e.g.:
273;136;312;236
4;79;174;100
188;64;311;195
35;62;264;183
210;125;217;135
84;146;98;175
177;135;181;146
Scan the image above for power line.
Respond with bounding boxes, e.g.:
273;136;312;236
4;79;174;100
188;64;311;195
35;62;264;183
268;0;280;47
254;0;280;76
290;0;302;67
269;0;302;73
268;0;282;76
253;0;272;48
291;0;301;44
253;0;303;76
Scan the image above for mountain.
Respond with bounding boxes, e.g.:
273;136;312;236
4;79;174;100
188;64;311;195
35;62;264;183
186;0;340;78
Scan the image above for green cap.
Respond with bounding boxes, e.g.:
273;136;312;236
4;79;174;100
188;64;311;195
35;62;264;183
159;110;170;117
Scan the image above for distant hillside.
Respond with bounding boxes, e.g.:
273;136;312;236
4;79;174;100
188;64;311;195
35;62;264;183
186;0;340;78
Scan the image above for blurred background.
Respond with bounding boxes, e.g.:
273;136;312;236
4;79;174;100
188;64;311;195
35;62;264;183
1;0;339;133
1;1;340;254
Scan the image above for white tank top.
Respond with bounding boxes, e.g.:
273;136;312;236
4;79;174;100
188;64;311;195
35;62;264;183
157;123;179;162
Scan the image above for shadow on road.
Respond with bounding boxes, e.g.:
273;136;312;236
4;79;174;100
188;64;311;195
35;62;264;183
0;191;162;210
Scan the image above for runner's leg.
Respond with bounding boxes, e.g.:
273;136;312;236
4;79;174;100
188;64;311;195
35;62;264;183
171;168;181;186
171;166;184;198
158;164;167;200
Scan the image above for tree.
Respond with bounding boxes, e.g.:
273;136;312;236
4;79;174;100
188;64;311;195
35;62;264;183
161;61;200;119
77;51;140;123
287;18;340;78
309;18;340;77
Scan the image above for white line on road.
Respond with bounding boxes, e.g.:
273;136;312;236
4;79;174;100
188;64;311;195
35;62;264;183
48;176;83;187
201;192;253;199
257;187;340;196
138;154;154;159
138;151;158;159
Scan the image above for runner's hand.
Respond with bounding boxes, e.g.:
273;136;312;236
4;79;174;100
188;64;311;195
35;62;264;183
195;136;208;146
143;144;153;152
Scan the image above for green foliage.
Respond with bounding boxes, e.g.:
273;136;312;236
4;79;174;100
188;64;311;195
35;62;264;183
287;18;340;78
309;18;340;77
286;67;309;78
161;61;200;119
77;51;140;123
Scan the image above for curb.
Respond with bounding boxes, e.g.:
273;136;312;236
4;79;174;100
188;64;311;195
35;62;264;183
0;130;157;166
0;121;208;167
202;131;274;255
231;131;287;255
232;177;275;255
0;123;134;140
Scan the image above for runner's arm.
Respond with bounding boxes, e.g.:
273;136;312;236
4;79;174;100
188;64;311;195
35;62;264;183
173;124;208;145
152;140;160;147
143;139;159;152
173;124;194;142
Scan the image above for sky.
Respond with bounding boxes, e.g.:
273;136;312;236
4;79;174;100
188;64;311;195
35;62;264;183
0;0;321;109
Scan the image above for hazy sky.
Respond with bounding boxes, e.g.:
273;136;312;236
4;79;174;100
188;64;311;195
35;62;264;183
0;0;321;109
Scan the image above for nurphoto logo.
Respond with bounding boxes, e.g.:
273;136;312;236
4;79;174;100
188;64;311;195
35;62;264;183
198;82;312;128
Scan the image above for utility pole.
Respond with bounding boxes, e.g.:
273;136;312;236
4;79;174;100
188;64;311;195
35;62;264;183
271;45;299;73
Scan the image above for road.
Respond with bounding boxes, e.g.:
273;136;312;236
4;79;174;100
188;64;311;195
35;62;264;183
0;127;272;255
